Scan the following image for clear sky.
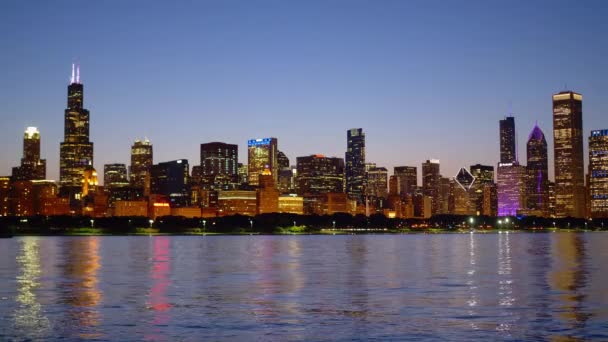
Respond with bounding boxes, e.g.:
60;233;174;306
1;0;607;184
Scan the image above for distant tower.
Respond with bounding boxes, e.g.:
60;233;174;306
553;91;585;218
59;64;94;196
12;127;46;181
422;160;441;214
247;138;278;186
499;116;516;163
526;123;549;216
345;128;366;203
130;138;153;188
589;129;608;218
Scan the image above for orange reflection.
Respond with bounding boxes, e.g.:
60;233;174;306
63;237;102;338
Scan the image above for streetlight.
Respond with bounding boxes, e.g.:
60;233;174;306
553;221;556;228
203;220;207;231
149;219;154;228
469;217;475;229
293;220;296;227
332;220;336;229
90;219;94;228
249;219;253;230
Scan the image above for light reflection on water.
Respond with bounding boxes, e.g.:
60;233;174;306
0;233;607;341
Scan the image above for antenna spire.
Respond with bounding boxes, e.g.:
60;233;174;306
71;63;75;84
76;64;80;84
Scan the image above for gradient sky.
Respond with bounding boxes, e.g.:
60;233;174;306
1;0;607;184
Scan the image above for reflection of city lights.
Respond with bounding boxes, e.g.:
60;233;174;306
14;237;50;338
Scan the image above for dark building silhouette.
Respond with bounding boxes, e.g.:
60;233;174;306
59;64;94;195
345;128;365;203
12;127;46;181
150;159;190;207
553;91;585;218
589;129;608;218
526;124;549;216
500;116;516;163
130;139;153;189
296;155;344;195
277;151;290;170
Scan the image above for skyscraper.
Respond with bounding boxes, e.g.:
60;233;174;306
526;124;549;216
553;91;585;218
130;139;153;188
296;155;344;195
248;138;278;186
470;164;495;215
500;116;516;163
422;159;441;215
497;162;526;216
345;128;365;202
59;64;94;195
366;166;388;199
589;129;608;218
104;164;129;188
200;142;238;189
393;166;417;196
12;127;46;181
150;159;190;207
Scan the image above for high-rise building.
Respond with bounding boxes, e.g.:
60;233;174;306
497;162;526;216
104;164;129;188
59;64;94;194
130;139;153;188
200;142;238;189
296;155;344;195
257;169;279;214
393;166;417;196
150;159;190;207
470;164;495;215
247;138;278;186
277;151;290;170
500;116;516;163
345;128;366;203
200;142;238;178
526;124;549;216
452;167;476;215
422;159;441;215
238;163;248;185
553;91;585;218
366;166;388;199
12;127;46;181
589;129;608;218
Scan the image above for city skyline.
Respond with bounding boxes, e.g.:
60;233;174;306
1;1;607;185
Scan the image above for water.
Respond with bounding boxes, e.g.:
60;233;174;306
1;233;607;341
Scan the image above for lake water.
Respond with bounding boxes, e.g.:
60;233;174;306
1;233;607;341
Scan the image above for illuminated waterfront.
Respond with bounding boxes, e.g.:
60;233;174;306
1;233;607;341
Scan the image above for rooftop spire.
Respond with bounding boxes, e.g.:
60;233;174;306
76;64;80;84
70;63;75;84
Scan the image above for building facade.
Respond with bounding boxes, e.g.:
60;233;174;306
59;64;94;195
553;91;585;218
247;138;278;186
500;116;516;163
345;128;366;203
104;163;129;189
130;139;153;189
393;166;417;196
422;159;441;215
150;159;190;207
589;129;608;218
12;127;46;181
497;162;526;216
296;155;344;195
526;124;549;216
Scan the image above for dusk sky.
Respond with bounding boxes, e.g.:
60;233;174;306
1;0;607;184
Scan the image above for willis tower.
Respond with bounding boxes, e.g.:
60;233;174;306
59;64;94;198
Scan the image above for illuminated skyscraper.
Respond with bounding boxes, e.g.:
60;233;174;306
470;164;495;215
247;138;278;186
12;127;46;181
393;166;417;196
589;129;608;218
366;166;388;199
526;124;549;216
104;164;129;189
345;128;366;202
500;116;516;163
497;162;526;216
200;142;238;189
59;64;94;195
130;139;153;188
296;155;344;195
553;91;585;218
422;159;441;214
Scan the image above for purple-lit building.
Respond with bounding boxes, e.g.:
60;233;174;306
526;124;549;216
497;162;526;216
